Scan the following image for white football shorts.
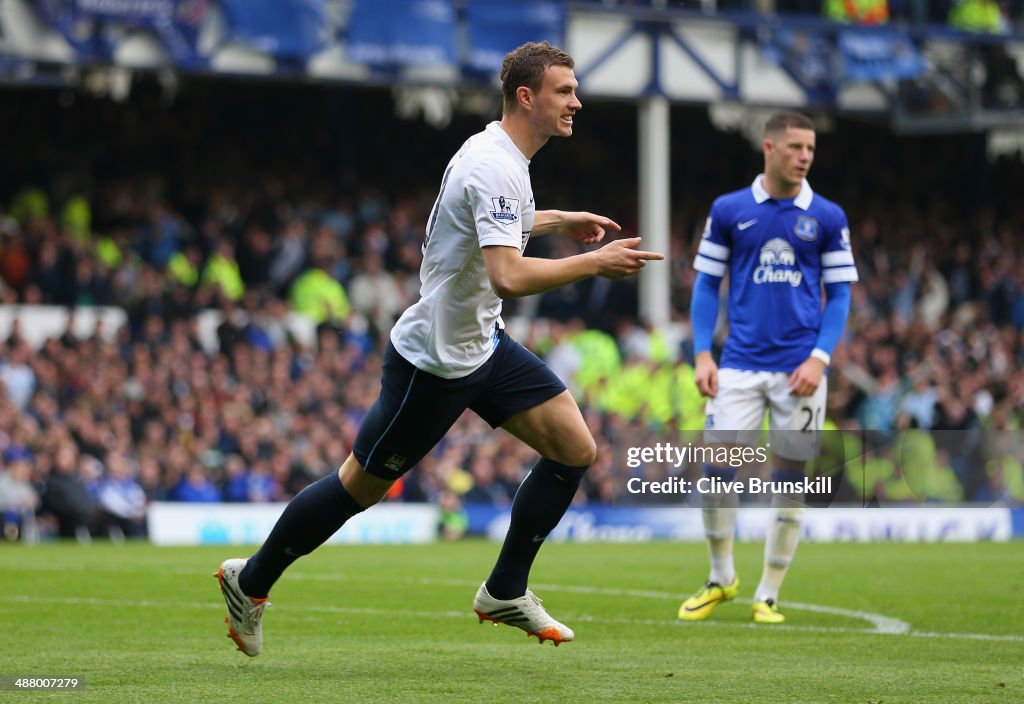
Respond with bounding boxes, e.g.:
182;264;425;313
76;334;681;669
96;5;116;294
703;368;826;462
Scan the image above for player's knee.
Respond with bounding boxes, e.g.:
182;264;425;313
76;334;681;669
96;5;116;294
340;455;394;508
528;418;596;467
775;506;805;524
548;440;598;466
553;435;596;468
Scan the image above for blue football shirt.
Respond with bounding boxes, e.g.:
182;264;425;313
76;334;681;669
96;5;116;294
693;176;858;372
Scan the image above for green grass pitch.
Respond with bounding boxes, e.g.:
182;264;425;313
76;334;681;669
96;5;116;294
2;540;1022;703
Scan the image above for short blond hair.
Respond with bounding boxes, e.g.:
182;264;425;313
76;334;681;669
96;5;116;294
764;111;815;137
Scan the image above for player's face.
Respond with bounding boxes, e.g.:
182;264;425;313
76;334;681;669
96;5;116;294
765;127;815;190
531;65;582;137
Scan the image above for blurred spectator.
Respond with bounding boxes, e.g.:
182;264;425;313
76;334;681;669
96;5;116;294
899;367;938;428
24;238;60;301
825;0;890;23
980;44;1024;109
168;244;202;289
463;453;513;505
0;341;36;410
348;251;406;336
221;453;251;503
949;0;1008;31
948;0;1024;108
0;447;39;541
544;320;584;394
143;201;183;268
269;218;308;294
201;239;245;303
42;442;95;541
289;256;350;325
0;230;33;294
96;451;148;539
976;455;1024;504
890;0;930;24
237;224;274;288
438;490;469;541
173;467;223;503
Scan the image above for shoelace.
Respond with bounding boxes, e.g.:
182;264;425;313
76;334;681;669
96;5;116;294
242;599;270;634
691;581;721;597
522;590;561;628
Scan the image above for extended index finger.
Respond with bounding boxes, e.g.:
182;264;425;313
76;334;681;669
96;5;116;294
633;250;665;261
600;217;622;232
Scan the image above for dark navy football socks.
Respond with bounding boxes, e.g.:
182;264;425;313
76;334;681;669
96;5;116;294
238;471;365;598
485;458;588;600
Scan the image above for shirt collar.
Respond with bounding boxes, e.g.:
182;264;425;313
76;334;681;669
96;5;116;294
487;121;531;167
751;175;814;211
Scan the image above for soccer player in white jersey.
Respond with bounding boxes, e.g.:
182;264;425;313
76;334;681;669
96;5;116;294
679;112;857;624
215;41;663;655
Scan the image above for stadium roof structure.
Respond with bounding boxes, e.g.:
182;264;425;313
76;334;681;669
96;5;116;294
1;1;1023;133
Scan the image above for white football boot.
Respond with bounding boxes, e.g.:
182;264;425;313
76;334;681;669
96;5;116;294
473;582;574;646
215;558;270;656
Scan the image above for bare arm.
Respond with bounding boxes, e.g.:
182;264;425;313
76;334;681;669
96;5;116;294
532;210;567;235
532;210;621;244
482;237;664;299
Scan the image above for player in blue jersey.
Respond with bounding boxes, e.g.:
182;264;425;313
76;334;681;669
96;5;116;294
679;112;857;624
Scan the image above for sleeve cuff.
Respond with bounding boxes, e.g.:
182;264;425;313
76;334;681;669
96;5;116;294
810;348;831;366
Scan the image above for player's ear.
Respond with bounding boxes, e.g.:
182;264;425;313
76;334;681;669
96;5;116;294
516;86;532;111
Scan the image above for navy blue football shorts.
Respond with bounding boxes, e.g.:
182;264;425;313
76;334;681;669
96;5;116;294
353;329;567;480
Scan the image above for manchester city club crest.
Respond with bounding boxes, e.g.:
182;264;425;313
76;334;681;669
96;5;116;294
794;215;819;241
384;454;407;472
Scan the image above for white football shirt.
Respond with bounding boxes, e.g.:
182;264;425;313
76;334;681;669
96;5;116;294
391;121;534;378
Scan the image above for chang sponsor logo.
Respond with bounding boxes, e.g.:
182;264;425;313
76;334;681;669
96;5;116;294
753;237;802;287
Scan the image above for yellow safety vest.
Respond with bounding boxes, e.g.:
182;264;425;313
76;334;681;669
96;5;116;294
949;0;1003;33
290;269;350;324
95;236;123;269
201;253;245;301
168;252;199;288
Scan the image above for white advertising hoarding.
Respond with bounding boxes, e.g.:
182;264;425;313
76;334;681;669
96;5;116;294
737;507;1012;542
148;502;440;545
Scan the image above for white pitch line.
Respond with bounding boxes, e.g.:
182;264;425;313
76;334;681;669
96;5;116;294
7;593;1021;643
413;577;911;635
6;594;468;620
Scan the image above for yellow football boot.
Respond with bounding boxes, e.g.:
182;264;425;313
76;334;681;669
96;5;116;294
677;577;740;621
751;598;785;624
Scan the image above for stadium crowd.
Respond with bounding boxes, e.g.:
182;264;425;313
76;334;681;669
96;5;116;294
1;87;1023;541
601;0;1024;29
